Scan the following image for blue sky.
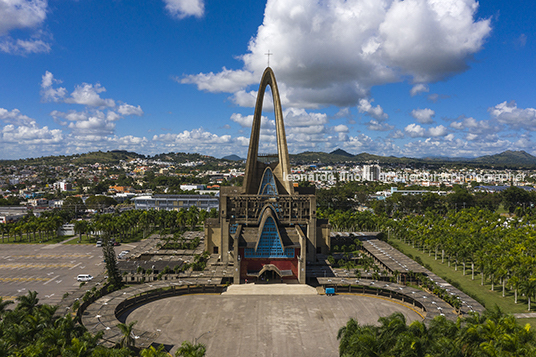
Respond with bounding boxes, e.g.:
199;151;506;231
1;0;535;160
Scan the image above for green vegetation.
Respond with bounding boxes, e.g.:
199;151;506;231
338;308;536;357
0;291;206;356
390;237;528;314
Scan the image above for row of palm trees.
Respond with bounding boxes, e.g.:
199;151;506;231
0;205;218;245
73;206;218;243
391;208;536;311
0;214;64;243
338;307;536;357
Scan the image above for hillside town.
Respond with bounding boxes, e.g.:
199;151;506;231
1;150;535;224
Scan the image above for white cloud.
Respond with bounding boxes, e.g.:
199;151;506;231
0;108;63;149
404;123;426;138
153;128;232;145
0;0;47;35
333;124;349;132
365;120;394;131
283;108;328;127
1;123;62;144
449;116;500;135
163;0;204;19
0;1;51;55
489;101;536;131
230;113;274;129
179;68;257;93
182;0;491;108
411;108;435;124
118;104;144;116
410;83;429;96
389;129;404;139
405;123;448;137
40;71;67;102
0;36;50;55
428;125;448;137
0;108;34;126
65;83;115;107
358;98;388;121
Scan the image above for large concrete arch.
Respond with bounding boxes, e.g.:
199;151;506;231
243;67;293;195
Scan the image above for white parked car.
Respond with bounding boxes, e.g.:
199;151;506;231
77;274;93;282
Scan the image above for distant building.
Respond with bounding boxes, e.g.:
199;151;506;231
54;181;72;191
363;165;381;181
132;194;218;211
180;184;205;191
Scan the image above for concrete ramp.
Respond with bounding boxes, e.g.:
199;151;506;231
223;283;318;295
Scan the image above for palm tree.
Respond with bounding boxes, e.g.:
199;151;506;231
117;321;137;348
141;344;169;357
15;291;39;313
510;276;521;304
0;297;13;317
521;278;536;311
175;341;206;357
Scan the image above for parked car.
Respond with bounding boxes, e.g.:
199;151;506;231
96;241;102;247
77;274;93;282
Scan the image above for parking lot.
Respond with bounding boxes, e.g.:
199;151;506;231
0;242;138;306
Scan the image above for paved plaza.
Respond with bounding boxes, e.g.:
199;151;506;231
125;292;423;357
0;242;138;306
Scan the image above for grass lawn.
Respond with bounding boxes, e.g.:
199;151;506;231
390;237;532;314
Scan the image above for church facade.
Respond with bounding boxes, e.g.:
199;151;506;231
204;67;330;284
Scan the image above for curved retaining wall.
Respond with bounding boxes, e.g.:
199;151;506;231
81;281;225;349
82;278;479;348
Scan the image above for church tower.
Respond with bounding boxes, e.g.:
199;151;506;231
204;68;330;284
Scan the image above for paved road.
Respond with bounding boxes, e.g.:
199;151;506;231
125;294;423;357
0;242;138;306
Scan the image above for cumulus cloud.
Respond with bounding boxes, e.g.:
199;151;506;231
0;0;47;35
0;107;62;148
118;104;144;116
449;116;499;135
230;113;274;129
163;0;204;19
0;0;51;55
405;123;426;138
365;120;394;131
284;108;328;127
358;98;388;121
333;124;349;132
65;83;115;107
428;125;448;137
181;0;491;108
0;108;34;126
411;108;435;124
410;83;429;96
389;129;404;139
179;68;257;93
405;123;448;137
41;71;67;102
489;101;536;131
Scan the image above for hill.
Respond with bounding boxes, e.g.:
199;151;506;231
222;154;244;161
471;150;536;166
329;148;353;157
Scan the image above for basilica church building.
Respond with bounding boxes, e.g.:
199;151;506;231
204;67;330;284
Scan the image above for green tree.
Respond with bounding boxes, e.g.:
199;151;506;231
175;341;206;357
117;321;137;349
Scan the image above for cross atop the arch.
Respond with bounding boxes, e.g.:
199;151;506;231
264;50;273;67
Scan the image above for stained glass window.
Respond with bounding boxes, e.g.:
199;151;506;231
245;217;294;258
259;168;278;196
